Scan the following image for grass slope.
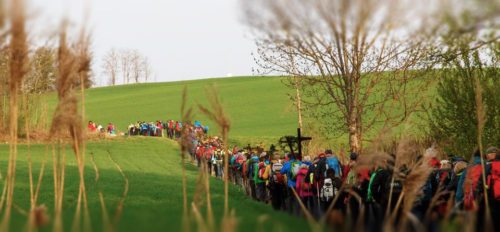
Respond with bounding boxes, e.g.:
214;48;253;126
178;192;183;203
3;138;308;232
47;76;299;143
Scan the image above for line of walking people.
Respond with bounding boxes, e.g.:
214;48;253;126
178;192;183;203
222;146;500;231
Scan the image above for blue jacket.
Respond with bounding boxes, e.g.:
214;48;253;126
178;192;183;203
326;156;342;177
456;156;481;203
281;159;301;188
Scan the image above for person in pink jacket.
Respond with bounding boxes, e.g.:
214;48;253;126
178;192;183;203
296;164;314;214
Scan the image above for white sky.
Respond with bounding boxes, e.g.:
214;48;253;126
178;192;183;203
29;0;256;85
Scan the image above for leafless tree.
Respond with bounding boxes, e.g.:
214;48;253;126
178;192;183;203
142;56;152;83
244;0;439;153
102;48;119;86
120;49;132;84
112;49;152;85
130;49;142;83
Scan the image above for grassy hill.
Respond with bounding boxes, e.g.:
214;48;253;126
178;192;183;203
4;76;314;232
5;75;432;231
47;76;299;144
3;138;309;232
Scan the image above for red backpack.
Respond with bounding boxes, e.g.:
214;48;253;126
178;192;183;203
487;161;500;200
463;164;483;210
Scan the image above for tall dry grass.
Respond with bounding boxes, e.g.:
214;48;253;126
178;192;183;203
197;85;231;216
72;22;92;232
178;86;238;232
23;94;49;232
49;19;92;232
0;0;28;231
179;86;193;232
473;72;492;230
198;85;237;231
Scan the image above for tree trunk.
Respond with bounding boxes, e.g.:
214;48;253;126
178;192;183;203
348;123;361;154
294;77;303;130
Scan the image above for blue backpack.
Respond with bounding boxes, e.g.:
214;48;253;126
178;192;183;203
326;157;341;177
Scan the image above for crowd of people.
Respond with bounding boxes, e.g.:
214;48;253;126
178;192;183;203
127;120;209;139
190;140;500;231
88;118;499;230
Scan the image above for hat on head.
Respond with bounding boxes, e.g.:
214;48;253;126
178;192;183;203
350;152;358;161
486;146;499;155
260;152;268;158
318;153;326;158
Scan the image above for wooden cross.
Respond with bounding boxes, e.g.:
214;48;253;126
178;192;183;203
296;128;312;161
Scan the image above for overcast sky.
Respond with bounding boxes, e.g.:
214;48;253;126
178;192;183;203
30;0;256;85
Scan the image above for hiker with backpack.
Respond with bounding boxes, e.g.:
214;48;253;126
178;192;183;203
304;156;322;218
167;120;174;139
205;144;214;175
366;159;391;231
255;152;269;202
268;154;286;210
457;150;484;211
280;153;302;215
432;159;453;219
325;149;343;178
296;163;314;215
246;153;260;200
483;146;500;231
175;121;182;139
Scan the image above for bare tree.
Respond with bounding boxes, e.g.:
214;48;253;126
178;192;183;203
104;48;152;85
130;49;142;83
120;49;132;84
244;0;438;153
142;56;152;83
102;48;119;86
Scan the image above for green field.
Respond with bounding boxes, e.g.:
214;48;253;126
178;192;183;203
7;75;432;231
3;138;309;232
47;76;300;143
5;76;316;232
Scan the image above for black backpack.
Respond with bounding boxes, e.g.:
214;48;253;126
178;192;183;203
314;158;327;180
247;159;256;179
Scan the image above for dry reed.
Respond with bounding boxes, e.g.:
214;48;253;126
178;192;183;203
473;73;493;230
0;0;28;230
24;94;49;231
179;86;193;232
197;85;231;217
72;23;92;232
50;19;91;232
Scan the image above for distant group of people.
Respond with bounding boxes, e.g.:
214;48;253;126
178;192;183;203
87;121;116;135
128;121;165;137
190;139;500;231
124;119;209;139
